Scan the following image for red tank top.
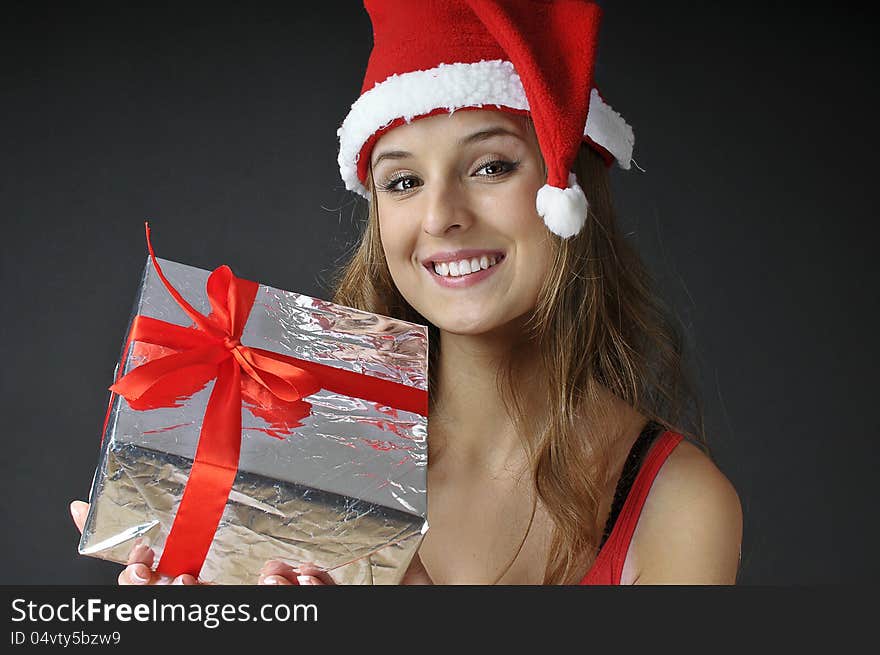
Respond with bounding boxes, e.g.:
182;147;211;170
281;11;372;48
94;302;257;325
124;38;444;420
579;430;684;585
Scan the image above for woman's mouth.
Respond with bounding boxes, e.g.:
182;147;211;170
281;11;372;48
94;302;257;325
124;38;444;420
423;254;506;288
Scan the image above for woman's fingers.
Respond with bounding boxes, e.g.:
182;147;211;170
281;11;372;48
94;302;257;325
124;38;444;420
118;563;194;585
258;560;335;585
171;574;198;585
259;560;298;584
295;575;323;585
118;563;155;585
259;560;298;585
69;500;89;534
295;563;335;585
126;540;155;566
119;543;178;586
260;574;294;585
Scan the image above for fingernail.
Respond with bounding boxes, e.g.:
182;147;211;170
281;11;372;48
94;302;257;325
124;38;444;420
263;576;282;585
297;575;313;585
172;576;185;585
130;566;149;583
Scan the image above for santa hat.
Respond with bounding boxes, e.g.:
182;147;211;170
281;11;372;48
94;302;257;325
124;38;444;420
336;0;635;239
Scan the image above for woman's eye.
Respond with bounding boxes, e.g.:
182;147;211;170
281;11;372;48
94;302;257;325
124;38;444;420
381;175;420;193
475;160;518;177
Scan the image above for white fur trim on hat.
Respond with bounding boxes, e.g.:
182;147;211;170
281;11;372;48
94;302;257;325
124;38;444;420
536;173;589;239
337;59;634;198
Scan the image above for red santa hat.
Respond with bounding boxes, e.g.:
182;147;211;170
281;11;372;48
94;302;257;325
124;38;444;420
337;0;635;239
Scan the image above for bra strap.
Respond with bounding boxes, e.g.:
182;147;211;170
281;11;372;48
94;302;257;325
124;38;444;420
598;421;663;550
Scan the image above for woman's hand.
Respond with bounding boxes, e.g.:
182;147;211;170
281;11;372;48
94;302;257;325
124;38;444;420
257;551;434;585
70;500;201;585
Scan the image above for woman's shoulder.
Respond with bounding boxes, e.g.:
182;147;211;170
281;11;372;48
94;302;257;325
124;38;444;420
627;434;743;584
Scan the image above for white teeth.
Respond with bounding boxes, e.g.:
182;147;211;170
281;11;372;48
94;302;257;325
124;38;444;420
432;254;502;277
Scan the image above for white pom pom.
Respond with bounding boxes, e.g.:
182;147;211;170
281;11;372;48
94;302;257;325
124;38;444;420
535;173;588;239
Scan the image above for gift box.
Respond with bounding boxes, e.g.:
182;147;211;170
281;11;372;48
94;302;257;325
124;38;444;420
78;226;429;584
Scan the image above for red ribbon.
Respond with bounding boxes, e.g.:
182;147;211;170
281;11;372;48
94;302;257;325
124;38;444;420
107;222;428;578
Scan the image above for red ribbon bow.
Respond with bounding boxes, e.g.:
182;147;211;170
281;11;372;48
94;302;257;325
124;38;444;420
106;222;427;578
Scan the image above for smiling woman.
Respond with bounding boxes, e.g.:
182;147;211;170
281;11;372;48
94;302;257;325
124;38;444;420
321;0;742;586
330;107;742;585
79;0;743;586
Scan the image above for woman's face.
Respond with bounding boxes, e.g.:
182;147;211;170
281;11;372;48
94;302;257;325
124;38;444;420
370;109;552;336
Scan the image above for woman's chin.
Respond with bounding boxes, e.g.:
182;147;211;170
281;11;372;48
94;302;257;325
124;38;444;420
429;314;508;337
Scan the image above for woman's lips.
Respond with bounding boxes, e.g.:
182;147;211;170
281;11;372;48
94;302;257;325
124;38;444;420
424;254;505;288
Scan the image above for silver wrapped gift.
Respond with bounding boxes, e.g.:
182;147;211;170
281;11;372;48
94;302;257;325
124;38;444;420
79;253;429;584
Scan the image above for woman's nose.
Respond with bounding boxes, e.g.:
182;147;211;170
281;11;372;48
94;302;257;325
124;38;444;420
421;178;475;236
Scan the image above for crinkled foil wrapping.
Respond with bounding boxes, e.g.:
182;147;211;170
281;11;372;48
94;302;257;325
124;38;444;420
79;257;428;584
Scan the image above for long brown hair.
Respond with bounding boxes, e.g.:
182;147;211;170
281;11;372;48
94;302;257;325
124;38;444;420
328;122;708;584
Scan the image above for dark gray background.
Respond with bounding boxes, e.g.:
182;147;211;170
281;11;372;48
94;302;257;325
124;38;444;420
1;1;875;584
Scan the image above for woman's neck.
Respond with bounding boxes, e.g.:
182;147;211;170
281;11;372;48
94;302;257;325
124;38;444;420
429;325;544;478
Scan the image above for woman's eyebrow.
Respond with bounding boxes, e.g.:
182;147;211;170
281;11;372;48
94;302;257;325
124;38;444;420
372;150;411;169
372;126;522;168
458;126;523;146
